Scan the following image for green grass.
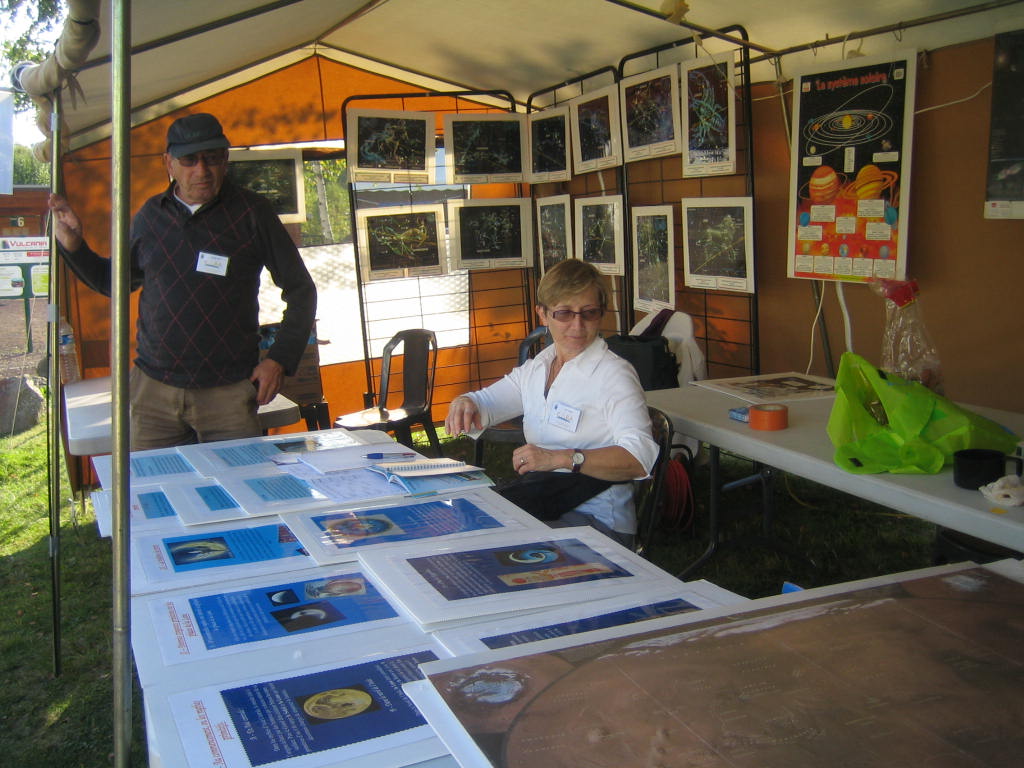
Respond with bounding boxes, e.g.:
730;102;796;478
1;425;946;765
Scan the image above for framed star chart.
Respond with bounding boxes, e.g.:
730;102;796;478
786;51;916;283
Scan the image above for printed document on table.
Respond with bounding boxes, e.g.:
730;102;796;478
132;564;410;678
287;490;536;565
356;526;673;630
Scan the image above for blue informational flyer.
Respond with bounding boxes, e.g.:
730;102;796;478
244;474;320;503
311;497;503;551
479;596;701;649
161;523;308;574
137;490;177;519
408;537;633;601
190;571;399;649
210;442;284;468
220;650;438;766
131;452;196;479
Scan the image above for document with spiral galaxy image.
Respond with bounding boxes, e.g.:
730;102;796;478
356;527;672;629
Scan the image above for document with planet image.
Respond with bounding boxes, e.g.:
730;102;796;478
131;518;316;596
136;565;407;672
787;51;916;283
165;643;449;768
356;526;676;630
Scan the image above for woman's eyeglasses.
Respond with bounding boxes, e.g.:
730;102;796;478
548;307;604;323
176;150;228;168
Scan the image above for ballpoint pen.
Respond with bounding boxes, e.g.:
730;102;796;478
363;452;417;459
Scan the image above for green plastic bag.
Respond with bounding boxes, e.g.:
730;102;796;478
827;352;1020;474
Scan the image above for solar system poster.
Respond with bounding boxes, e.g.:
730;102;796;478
787;52;916;282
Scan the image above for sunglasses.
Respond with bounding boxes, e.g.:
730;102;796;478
548;307;604;323
176;150;228;167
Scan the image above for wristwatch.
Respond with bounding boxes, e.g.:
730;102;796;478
571;449;585;474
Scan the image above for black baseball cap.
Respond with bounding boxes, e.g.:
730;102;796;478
166;113;230;158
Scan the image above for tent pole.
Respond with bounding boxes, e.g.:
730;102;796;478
46;90;64;678
110;0;133;764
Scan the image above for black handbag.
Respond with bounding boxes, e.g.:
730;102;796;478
494;471;617;521
605;309;680;391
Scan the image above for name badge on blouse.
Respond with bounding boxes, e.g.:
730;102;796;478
196;251;229;276
549;402;581;432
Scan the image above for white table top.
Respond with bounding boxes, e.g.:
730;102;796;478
62;375;301;456
648;384;1024;552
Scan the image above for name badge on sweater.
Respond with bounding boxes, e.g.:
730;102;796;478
549;402;581;432
196;251;229;276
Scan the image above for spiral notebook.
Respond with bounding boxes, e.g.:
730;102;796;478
372;458;483;477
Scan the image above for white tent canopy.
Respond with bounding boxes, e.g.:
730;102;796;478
43;0;1024;150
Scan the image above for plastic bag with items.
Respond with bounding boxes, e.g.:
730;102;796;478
827;352;1019;474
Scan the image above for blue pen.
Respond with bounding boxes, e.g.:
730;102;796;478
364;452;416;459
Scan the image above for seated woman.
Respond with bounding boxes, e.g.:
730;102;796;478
445;260;658;547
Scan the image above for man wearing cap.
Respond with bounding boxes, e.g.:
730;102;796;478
48;113;316;449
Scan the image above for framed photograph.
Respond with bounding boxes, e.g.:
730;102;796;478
345;108;435;184
442;113;527;184
619;64;682;163
681;196;754;293
355;205;447;282
228;148;306;223
632;205;675;312
787;51;916;282
574;195;624;276
569;84;623;175
681;54;736;177
527;105;571;183
447;198;532;271
535;194;573;275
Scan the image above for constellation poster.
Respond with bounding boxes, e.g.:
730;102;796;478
569;84;623;175
345;108;434;184
682;197;753;293
574;196;624;276
536;195;573;275
448;198;532;271
787;52;916;283
443;113;526;184
681;54;736;177
620;64;681;163
632;205;675;312
356;205;447;281
527;105;571;183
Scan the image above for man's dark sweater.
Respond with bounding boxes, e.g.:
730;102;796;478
62;178;316;388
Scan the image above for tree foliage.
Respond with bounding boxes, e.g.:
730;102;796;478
12;144;50;185
1;0;66;110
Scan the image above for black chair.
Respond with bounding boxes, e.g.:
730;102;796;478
633;406;675;558
335;329;442;455
472;325;550;466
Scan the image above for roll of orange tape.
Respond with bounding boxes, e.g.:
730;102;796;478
749;403;789;430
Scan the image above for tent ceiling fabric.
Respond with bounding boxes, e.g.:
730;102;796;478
58;0;1024;146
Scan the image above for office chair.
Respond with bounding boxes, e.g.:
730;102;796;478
633;406;675;559
335;329;442;454
472;325;551;466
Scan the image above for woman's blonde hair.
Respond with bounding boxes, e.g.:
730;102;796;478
536;260;608;309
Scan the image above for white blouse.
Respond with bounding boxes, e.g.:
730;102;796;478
467;337;658;534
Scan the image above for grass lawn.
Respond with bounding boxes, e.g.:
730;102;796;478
2;424;948;765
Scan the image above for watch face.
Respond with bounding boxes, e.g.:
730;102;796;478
572;451;584;467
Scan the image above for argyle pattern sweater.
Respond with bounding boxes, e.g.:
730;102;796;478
62;179;315;388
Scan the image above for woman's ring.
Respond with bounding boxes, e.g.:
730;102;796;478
520;457;526;465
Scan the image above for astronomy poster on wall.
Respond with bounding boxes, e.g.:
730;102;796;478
681;54;736;177
681;197;754;293
443;113;527;184
569;83;623;175
448;198;532;270
574;195;624;276
619;64;682;163
356;205;448;281
984;30;1024;219
345;108;435;185
787;51;916;282
527;105;571;183
631;205;675;312
535;195;573;275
